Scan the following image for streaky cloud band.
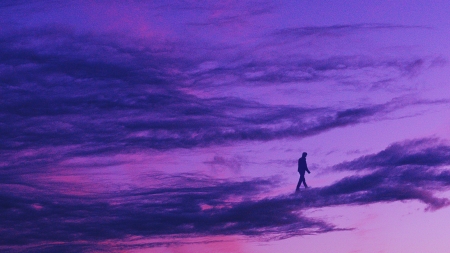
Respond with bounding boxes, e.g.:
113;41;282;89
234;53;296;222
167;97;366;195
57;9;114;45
3;138;450;251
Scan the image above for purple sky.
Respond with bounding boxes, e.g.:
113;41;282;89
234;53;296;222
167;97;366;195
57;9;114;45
2;1;450;252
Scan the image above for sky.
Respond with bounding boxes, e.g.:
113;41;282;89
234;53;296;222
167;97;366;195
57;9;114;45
1;0;450;252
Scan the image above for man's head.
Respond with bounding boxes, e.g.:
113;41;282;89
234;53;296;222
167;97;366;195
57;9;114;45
302;152;307;158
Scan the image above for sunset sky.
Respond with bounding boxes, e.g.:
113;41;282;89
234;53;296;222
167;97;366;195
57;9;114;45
2;1;450;252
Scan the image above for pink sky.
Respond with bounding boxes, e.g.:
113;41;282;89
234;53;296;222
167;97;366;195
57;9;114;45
1;0;450;252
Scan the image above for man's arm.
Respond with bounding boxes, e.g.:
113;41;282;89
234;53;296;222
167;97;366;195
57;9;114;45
306;162;310;174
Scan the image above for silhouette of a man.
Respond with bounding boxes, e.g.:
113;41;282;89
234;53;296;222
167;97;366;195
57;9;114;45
296;152;310;191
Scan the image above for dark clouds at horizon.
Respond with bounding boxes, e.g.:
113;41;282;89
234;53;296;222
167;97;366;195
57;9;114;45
2;138;450;252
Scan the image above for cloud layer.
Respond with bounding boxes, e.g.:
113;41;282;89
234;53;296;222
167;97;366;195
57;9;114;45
1;26;445;179
2;2;450;252
2;138;450;251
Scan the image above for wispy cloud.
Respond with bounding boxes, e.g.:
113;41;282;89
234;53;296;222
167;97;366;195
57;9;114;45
204;155;247;173
3;139;450;251
328;138;450;210
3;88;441;176
1;27;447;180
183;0;275;27
188;55;432;88
272;23;429;38
1;174;342;252
333;138;450;171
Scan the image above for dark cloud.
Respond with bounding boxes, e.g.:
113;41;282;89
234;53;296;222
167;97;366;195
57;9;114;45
3;137;450;252
272;23;428;38
2;90;430;178
327;138;450;210
243;24;439;88
1;176;325;251
0;21;448;252
186;55;434;87
3;26;442;177
333;138;450;171
0;174;338;252
317;169;450;210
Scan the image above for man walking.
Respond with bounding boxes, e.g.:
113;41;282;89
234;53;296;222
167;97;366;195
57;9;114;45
296;152;310;191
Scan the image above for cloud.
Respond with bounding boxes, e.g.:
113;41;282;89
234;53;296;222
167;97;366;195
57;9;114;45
317;169;450;210
183;0;275;27
272;23;428;38
0;174;343;252
2;138;450;253
327;138;450;210
186;55;435;88
1;2;449;252
3;138;450;251
204;155;247;173
1;25;448;197
333;138;450;171
0;18;448;252
1;26;447;182
2;89;436;178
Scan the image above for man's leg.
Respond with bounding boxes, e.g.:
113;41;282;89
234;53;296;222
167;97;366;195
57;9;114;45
296;178;301;190
296;173;302;190
300;174;308;188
